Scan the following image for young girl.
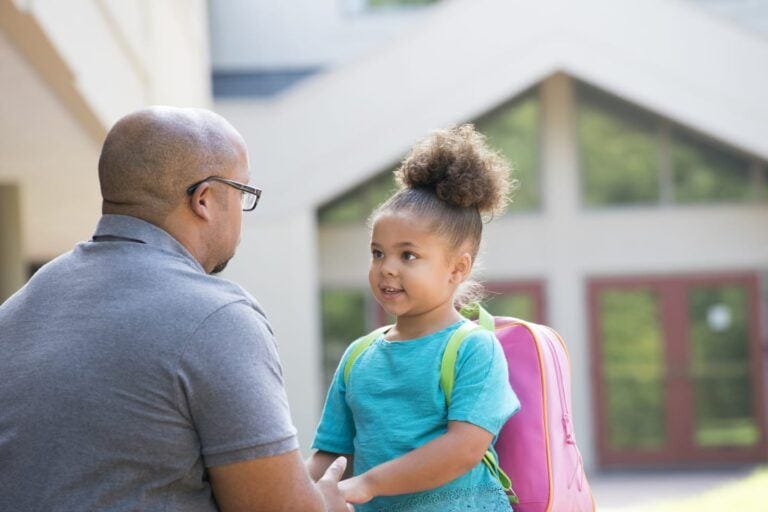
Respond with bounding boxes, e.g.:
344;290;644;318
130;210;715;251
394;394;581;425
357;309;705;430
308;125;520;511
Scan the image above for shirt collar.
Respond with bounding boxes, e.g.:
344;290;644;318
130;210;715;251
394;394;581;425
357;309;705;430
92;214;205;273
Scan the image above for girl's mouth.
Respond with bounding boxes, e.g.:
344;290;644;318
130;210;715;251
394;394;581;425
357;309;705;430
380;286;404;299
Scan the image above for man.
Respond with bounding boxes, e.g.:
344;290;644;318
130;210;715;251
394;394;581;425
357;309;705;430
0;107;351;511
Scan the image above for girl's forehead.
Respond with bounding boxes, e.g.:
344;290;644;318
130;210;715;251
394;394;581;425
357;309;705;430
371;212;442;244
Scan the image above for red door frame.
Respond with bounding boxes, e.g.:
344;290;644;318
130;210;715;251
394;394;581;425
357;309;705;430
588;271;768;467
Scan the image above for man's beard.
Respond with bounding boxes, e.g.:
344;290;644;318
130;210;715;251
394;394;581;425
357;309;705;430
210;257;231;275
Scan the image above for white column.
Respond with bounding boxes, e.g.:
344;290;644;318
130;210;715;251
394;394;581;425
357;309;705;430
225;208;323;454
540;73;597;469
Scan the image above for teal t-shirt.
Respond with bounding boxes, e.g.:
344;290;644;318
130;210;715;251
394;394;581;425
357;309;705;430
313;320;520;512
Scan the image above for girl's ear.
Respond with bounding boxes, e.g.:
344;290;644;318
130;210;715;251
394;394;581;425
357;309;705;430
450;252;473;284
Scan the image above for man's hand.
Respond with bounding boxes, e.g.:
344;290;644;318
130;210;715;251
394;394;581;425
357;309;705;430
339;474;374;505
307;450;354;482
209;449;352;512
317;457;355;512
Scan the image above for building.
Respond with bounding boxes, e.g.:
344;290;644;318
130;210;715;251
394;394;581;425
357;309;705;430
213;0;768;469
0;0;211;303
2;0;766;473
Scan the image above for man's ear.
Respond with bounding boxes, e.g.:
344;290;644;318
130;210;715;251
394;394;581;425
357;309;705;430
450;252;473;284
189;182;214;221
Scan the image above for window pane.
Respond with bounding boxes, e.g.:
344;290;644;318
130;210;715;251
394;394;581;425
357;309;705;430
318;192;368;224
319;167;398;225
689;284;758;447
367;172;397;215
368;0;438;6
672;131;754;203
578;87;660;206
483;292;535;321
762;166;768;201
321;289;368;387
478;94;540;211
599;289;666;450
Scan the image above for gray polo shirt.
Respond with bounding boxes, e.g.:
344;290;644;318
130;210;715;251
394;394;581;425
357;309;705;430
0;215;299;511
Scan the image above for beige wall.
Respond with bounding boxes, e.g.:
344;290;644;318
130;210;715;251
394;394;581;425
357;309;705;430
0;0;211;265
24;0;211;127
0;185;24;303
0;28;103;263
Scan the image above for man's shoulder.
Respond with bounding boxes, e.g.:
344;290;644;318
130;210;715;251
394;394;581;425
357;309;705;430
97;241;265;321
186;274;266;320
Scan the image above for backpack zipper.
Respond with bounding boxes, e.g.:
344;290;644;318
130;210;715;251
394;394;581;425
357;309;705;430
541;326;575;444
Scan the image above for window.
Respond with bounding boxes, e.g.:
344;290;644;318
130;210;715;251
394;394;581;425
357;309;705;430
577;82;766;207
318;170;397;225
671;130;753;203
483;293;535;320
481;281;545;323
344;0;440;13
689;284;758;447
318;92;541;225
598;288;666;450
476;92;541;211
577;88;660;206
368;0;439;6
321;289;373;387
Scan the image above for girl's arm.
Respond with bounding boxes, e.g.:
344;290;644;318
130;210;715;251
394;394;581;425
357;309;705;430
307;450;354;482
339;421;492;504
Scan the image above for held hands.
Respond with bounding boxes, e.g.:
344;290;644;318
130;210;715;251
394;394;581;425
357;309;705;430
317;457;355;512
339;474;375;505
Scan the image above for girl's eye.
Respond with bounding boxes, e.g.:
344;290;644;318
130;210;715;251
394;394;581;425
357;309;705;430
371;249;383;259
402;251;416;261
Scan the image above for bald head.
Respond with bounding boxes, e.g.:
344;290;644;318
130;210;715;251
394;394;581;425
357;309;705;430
98;106;247;219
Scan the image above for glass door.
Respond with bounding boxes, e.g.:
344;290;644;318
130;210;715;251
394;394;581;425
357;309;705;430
589;273;767;466
688;282;762;456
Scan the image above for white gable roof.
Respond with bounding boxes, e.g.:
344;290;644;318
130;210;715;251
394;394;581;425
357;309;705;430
217;0;768;217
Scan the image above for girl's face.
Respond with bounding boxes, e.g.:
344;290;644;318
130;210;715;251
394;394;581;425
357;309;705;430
369;211;468;321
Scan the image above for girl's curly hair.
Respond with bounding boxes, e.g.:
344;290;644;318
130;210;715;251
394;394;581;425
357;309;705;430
371;124;517;308
395;124;511;217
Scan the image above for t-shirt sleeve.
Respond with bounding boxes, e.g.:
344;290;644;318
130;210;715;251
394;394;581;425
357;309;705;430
447;329;520;436
311;343;357;455
176;301;299;467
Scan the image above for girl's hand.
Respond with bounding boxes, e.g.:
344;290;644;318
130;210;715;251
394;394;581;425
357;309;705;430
339;474;375;504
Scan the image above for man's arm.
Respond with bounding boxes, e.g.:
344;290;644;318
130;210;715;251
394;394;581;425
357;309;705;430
307;450;354;482
338;421;492;504
209;450;352;512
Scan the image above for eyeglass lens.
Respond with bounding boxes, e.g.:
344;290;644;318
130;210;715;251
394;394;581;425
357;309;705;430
241;191;257;211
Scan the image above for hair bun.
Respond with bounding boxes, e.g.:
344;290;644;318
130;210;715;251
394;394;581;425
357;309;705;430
395;124;512;217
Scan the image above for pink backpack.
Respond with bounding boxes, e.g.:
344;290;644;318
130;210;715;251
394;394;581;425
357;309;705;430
488;313;595;511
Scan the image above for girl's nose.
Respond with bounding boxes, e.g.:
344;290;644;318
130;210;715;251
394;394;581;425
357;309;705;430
381;258;398;277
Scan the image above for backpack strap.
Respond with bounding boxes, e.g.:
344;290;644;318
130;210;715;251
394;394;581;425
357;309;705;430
459;302;496;331
342;325;391;386
447;304;519;505
444;303;496;404
482;450;519;504
439;321;480;406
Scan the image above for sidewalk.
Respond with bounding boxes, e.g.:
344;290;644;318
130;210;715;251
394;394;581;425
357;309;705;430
590;466;759;511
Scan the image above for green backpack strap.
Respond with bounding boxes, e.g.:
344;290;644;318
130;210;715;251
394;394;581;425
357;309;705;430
439;321;480;404
459;302;495;331
447;304;519;505
342;325;391;385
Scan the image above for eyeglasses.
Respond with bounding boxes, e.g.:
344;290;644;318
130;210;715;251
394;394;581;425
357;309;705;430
186;176;262;211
